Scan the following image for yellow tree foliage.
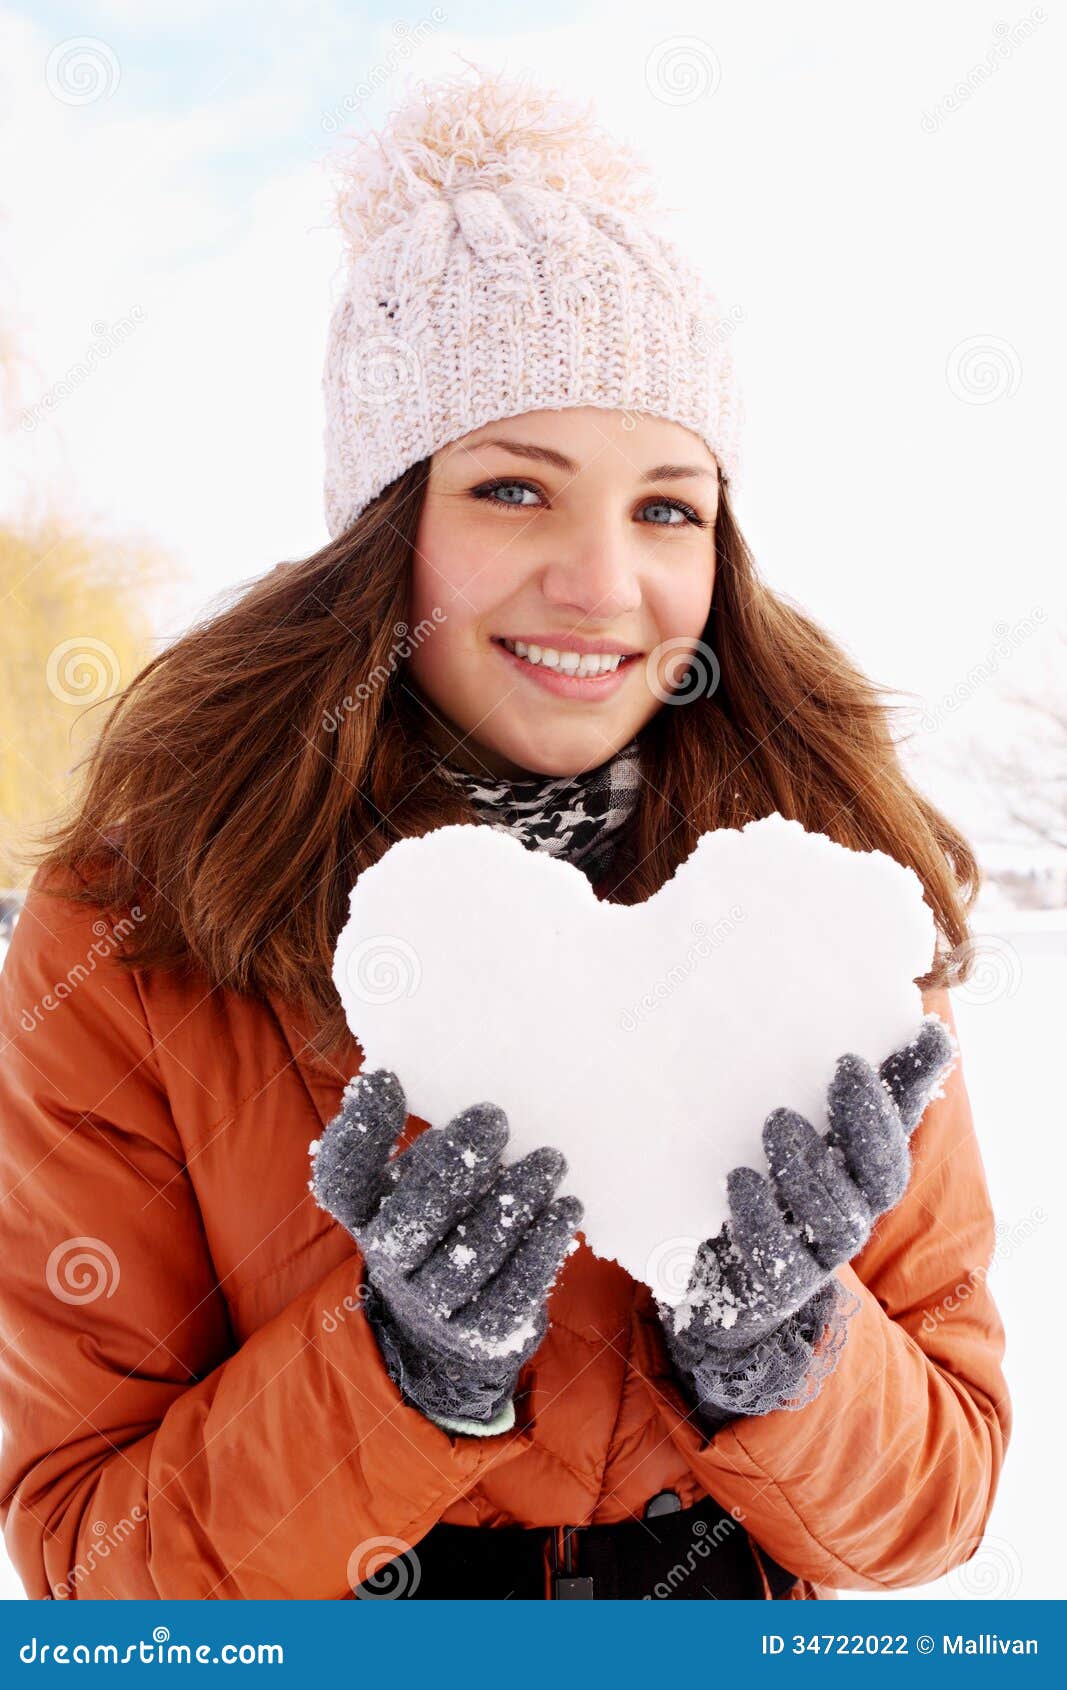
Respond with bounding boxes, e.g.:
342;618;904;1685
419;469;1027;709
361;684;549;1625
0;517;163;887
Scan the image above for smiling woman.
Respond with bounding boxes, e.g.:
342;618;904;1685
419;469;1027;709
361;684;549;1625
0;60;1008;1603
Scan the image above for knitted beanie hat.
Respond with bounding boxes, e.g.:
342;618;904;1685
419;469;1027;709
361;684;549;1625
322;59;744;539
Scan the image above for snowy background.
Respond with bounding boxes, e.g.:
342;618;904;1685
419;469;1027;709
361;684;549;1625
1;0;1063;1600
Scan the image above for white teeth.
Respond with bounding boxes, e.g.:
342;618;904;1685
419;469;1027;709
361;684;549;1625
502;638;624;676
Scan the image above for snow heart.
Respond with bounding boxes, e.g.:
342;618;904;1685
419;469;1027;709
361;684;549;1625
331;813;937;1306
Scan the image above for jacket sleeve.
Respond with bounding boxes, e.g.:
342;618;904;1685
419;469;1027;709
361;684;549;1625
0;870;534;1599
634;986;1012;1592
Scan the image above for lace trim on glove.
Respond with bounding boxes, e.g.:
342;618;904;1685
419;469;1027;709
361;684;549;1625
364;1284;518;1428
679;1274;861;1426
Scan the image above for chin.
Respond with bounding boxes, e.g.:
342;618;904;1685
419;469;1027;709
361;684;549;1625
491;720;639;779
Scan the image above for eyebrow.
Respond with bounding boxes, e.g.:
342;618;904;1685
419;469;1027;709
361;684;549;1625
449;436;717;481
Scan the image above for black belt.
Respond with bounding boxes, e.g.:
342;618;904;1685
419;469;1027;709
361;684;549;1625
353;1490;799;1600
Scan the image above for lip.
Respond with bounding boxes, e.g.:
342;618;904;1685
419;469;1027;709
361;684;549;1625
491;637;640;700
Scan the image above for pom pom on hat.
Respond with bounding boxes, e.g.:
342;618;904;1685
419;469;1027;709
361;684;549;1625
320;56;745;536
327;56;665;261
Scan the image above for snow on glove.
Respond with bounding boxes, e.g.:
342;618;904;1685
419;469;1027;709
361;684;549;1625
659;1013;956;1429
309;1068;583;1437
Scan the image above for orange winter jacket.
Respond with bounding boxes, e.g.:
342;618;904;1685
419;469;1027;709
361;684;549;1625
0;861;1011;1600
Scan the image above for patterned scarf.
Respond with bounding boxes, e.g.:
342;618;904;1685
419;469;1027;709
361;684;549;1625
438;735;644;885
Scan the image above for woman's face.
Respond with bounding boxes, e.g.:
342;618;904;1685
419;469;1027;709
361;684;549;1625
407;406;719;778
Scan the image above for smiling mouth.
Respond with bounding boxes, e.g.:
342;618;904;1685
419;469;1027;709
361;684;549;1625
492;636;642;678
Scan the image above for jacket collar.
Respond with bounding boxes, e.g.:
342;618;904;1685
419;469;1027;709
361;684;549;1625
266;989;361;1128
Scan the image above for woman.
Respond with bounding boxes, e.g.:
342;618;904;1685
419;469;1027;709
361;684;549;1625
0;65;1009;1601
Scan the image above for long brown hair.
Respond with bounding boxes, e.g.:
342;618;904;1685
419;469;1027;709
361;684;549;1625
29;460;980;1052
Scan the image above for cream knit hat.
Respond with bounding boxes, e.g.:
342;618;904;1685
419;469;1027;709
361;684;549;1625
322;60;744;540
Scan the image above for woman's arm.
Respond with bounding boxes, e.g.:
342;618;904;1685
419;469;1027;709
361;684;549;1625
0;871;532;1599
633;987;1012;1592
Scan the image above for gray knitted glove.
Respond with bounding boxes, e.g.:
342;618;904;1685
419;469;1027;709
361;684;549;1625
659;1014;956;1430
309;1068;583;1436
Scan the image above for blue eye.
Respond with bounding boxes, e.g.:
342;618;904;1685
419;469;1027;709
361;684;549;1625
641;497;709;528
472;479;542;508
641;499;687;525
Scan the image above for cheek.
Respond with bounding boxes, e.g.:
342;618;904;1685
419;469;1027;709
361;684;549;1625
407;509;511;686
651;560;715;643
409;502;508;622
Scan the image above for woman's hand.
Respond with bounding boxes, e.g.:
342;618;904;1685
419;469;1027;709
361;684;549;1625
659;1014;956;1422
309;1069;583;1434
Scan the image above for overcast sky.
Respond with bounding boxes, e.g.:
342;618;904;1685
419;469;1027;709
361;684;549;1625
2;0;1063;854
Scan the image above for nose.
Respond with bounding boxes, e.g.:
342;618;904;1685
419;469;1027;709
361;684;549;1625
539;521;642;622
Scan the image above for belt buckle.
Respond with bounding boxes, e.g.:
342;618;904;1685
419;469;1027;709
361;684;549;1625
555;1575;595;1599
551;1526;594;1599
